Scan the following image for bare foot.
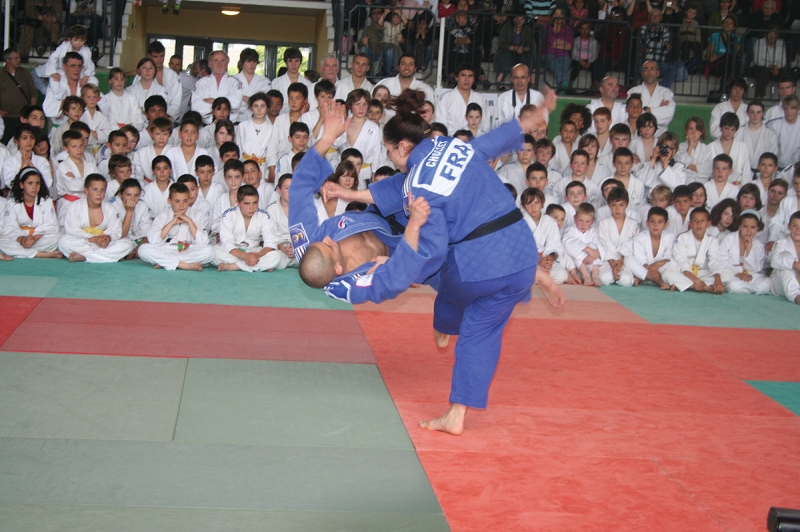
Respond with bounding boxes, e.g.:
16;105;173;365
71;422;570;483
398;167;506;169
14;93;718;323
68;252;86;262
36;251;63;259
0;253;13;261
153;264;162;269
177;261;203;271
217;262;239;272
633;278;639;287
433;329;450;349
420;403;467;435
659;282;669;290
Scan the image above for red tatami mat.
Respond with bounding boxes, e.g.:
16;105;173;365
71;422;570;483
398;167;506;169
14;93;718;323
0;296;41;345
355;309;800;531
2;298;375;363
659;324;800;381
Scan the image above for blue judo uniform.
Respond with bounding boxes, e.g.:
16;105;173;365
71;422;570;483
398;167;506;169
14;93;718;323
366;120;539;409
288;148;434;304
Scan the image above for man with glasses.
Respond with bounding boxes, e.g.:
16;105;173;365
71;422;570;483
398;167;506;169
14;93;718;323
496;64;551;127
42;51;98;120
628;60;676;133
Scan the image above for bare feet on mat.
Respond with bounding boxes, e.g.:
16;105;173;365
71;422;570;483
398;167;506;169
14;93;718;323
433;329;450;349
177;262;203;271
420;403;467;435
217;263;239;271
68;252;85;262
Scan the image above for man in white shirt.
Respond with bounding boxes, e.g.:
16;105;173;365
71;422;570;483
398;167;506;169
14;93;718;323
335;53;374;101
627;60;676;132
496;64;549;126
191;50;244;125
318;54;340;85
586;75;627;132
375;54;435;103
42;52;99;119
765;75;796;122
709;77;748;139
766;95;800;169
272;47;317;115
178;59;208;119
437;63;488;136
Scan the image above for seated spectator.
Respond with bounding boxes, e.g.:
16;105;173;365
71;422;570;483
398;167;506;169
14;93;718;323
571;21;598;87
638;10;672;77
748;27;788;99
596;7;630;81
705;16;740;94
707;0;737;27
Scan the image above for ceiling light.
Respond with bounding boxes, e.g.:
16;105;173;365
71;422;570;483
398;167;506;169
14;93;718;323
221;6;240;15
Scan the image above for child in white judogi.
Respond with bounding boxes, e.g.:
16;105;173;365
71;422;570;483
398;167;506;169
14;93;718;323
597;187;639;286
551;121;578;173
767;171;800;245
133;118;172;183
520;163;557;210
265;174;298;267
57;175;135;262
498;135;536;196
665;208;732;293
55;130;99;226
176;175;212;236
624;207;678;289
137;182;214;271
0;168;61;259
552;150;603;208
769;211;800;305
595;179;643;226
211;159;245;236
704;154;740;210
212;185;291;272
236;93;273;177
165;119;209;180
520;188;568;284
608;148;647;210
108;178;151;250
142;156;173;220
563;202;605;286
195;155;225;207
80;84;112;154
242;160;276;209
98;68;145;130
2;126;52;190
719;210;772;295
664;185;693;236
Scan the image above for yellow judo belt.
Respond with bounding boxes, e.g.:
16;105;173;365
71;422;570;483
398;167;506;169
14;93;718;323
243;153;266;165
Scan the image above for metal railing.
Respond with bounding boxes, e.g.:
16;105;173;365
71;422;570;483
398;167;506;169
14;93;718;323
334;7;800;101
9;0;118;66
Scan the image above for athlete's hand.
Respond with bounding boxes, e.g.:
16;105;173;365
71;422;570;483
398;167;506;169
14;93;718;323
407;196;430;229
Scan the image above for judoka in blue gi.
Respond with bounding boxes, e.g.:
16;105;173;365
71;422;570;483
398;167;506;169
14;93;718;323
291;92;565;435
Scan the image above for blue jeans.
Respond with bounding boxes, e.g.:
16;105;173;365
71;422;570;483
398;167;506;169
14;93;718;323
545;55;571;87
381;44;402;76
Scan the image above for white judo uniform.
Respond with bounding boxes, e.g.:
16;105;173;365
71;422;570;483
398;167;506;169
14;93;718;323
334;75;374;102
271;73;317;115
236;119;273;176
563;225;605;270
597;215;639;286
108;196;152;242
766;117;800;169
142;181;172;220
666;230;732;291
664;205;691;236
551;175;603;209
708;140;751;184
436;89;489;138
497;161;530;197
191;73;244;125
496;88;547;126
624;230;678;284
768;195;800;242
188;197;213;235
676;142;713;183
54;156;99;225
165;146;209;180
626;84;676;132
521;209;568;284
80;109;112;153
0;198;60;258
736;125;779;171
330;121;383;189
769;235;800;302
709;101;748;139
718;231;772;294
1;152;52;190
639;161;687;194
57;199;135;262
138;209;214;270
212;206;290;272
98;90;145;130
233;72;272;122
704;180;740;210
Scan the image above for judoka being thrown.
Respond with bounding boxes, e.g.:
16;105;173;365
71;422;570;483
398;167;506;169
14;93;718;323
289;91;565;435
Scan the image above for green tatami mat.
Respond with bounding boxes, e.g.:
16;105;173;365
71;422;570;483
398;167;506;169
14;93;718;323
599;286;800;329
174;359;413;450
0;352;186;441
0;504;450;532
0;260;350;310
0;439;441;513
0;275;59;297
747;381;800;416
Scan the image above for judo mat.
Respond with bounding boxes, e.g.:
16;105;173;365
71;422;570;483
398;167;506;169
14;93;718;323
0;259;798;531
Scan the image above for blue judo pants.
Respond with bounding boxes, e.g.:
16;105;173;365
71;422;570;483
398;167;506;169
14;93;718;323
433;248;536;409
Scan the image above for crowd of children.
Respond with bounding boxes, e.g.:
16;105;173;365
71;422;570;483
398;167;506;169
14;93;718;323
1;35;799;305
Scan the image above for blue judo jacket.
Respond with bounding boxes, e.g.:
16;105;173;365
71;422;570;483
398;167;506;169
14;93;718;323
288;148;432;304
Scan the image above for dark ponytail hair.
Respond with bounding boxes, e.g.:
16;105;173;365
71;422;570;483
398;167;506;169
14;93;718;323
383;89;430;147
